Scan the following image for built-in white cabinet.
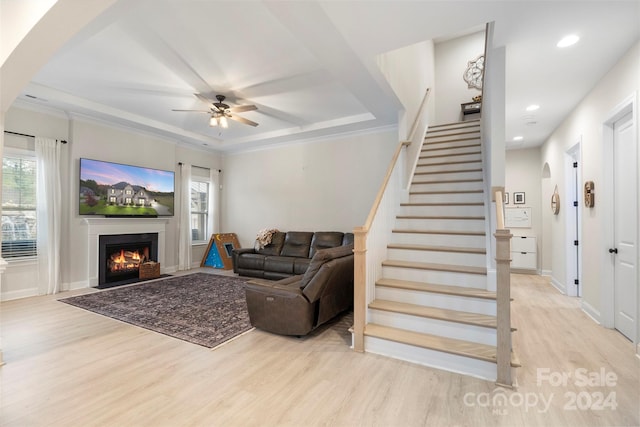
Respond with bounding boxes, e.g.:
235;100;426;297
511;235;537;270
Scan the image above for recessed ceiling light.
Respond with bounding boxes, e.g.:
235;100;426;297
557;34;579;48
513;136;524;141
526;104;540;112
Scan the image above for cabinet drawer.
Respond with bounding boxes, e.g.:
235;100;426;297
511;251;537;270
512;236;537;253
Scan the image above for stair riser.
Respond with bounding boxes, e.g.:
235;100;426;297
421;145;481;157
408;192;484;204
419;154;481;165
381;265;487;288
375;286;496;315
413;170;484;182
395;218;485;232
387;248;486;267
369;309;496;346
391;232;486;247
399;205;485;217
415;162;482;173
411;181;484;192
425;131;480;141
363;335;497;381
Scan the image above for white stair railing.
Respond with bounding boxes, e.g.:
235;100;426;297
353;141;406;351
493;189;513;387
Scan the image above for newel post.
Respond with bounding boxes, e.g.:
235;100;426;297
353;227;367;352
494;228;513;387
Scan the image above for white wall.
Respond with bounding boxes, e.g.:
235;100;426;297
540;41;640;341
434;31;485;124
1;105;222;300
377;40;435;187
221;128;398;247
505;148;542;271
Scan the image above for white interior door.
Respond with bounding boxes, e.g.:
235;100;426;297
613;111;637;341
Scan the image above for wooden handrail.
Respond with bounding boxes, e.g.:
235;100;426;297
407;88;431;143
361;140;409;231
494;189;513;387
495;190;505;230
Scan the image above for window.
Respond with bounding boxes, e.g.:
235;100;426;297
2;153;37;259
190;180;209;242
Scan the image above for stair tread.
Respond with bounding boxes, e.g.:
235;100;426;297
422;142;481;152
412;178;483;185
417;159;481;167
376;277;496;299
387;243;486;254
401;202;484;206
364;323;503;364
382;259;487;275
410;189;483;195
393;229;486;236
427;121;480;130
396;215;485;220
370;299;497;328
420;150;482;159
414;168;483;175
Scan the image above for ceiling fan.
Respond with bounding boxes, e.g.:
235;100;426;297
172;94;258;128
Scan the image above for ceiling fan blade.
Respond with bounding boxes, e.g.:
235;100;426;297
194;93;216;105
228;104;257;113
172;109;210;113
228;114;259;127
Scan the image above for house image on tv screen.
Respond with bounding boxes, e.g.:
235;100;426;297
108;183;150;206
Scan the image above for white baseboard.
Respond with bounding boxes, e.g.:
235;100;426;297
68;280;89;291
1;287;38;301
550;276;566;294
541;269;552;276
581;300;601;325
163;264;178;274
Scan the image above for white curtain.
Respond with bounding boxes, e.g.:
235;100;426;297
35;137;62;295
178;163;192;270
208;168;219;235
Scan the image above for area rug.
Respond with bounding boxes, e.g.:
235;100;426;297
59;273;253;348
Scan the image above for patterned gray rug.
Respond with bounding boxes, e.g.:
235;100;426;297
60;273;253;348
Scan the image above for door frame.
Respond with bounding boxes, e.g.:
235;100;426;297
601;92;638;346
565;142;582;297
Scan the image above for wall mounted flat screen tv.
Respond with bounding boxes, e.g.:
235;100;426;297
79;158;175;216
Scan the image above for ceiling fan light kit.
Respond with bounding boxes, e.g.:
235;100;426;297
173;94;259;128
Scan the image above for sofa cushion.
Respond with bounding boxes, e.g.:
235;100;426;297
300;244;353;289
342;232;354;246
264;256;296;275
256;232;286;256
280;232;314;258
309;232;345;258
237;253;265;270
293;258;311;275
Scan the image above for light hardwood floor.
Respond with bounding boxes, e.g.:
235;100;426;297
1;272;638;426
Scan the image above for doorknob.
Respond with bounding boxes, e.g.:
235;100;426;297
608;248;618;254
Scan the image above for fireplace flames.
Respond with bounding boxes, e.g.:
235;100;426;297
109;249;145;273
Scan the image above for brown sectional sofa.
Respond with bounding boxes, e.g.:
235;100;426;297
232;231;354;336
232;231;354;279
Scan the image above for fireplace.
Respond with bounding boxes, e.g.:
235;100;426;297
98;233;158;288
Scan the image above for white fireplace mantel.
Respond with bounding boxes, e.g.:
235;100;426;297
84;218;168;287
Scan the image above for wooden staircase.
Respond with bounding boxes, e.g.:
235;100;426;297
360;120;518;381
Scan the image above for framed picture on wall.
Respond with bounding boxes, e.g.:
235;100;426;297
514;192;525;204
504;192;509;204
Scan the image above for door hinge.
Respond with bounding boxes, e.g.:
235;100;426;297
573;162;578;168
573;201;578;207
574;240;579;246
574;279;579;285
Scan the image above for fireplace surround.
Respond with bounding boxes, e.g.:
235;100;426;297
99;233;158;288
85;218;167;288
